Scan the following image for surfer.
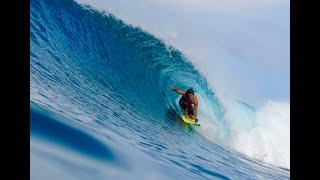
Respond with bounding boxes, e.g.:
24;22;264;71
172;87;199;122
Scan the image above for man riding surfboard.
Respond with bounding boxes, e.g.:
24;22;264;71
172;87;199;122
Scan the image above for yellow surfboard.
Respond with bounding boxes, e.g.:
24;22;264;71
181;114;200;126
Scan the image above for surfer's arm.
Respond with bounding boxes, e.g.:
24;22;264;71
172;87;186;95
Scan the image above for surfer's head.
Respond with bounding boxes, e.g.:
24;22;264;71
186;88;194;96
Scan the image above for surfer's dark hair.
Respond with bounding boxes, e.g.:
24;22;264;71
186;88;194;95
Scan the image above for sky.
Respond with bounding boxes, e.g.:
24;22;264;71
76;0;290;106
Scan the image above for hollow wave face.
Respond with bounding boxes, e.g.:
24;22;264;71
30;0;290;179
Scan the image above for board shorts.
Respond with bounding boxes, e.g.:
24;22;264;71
179;101;194;115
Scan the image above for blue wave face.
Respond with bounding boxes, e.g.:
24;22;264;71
30;0;289;179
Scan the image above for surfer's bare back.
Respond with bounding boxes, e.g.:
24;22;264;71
172;87;199;122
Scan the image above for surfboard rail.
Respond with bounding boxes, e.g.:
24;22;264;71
181;114;200;126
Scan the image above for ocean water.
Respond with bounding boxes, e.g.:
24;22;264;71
30;0;290;179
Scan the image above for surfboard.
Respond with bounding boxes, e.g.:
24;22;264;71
181;114;200;126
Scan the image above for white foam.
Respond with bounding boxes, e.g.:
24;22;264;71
198;96;290;169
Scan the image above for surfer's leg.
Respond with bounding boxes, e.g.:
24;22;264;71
188;109;195;119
